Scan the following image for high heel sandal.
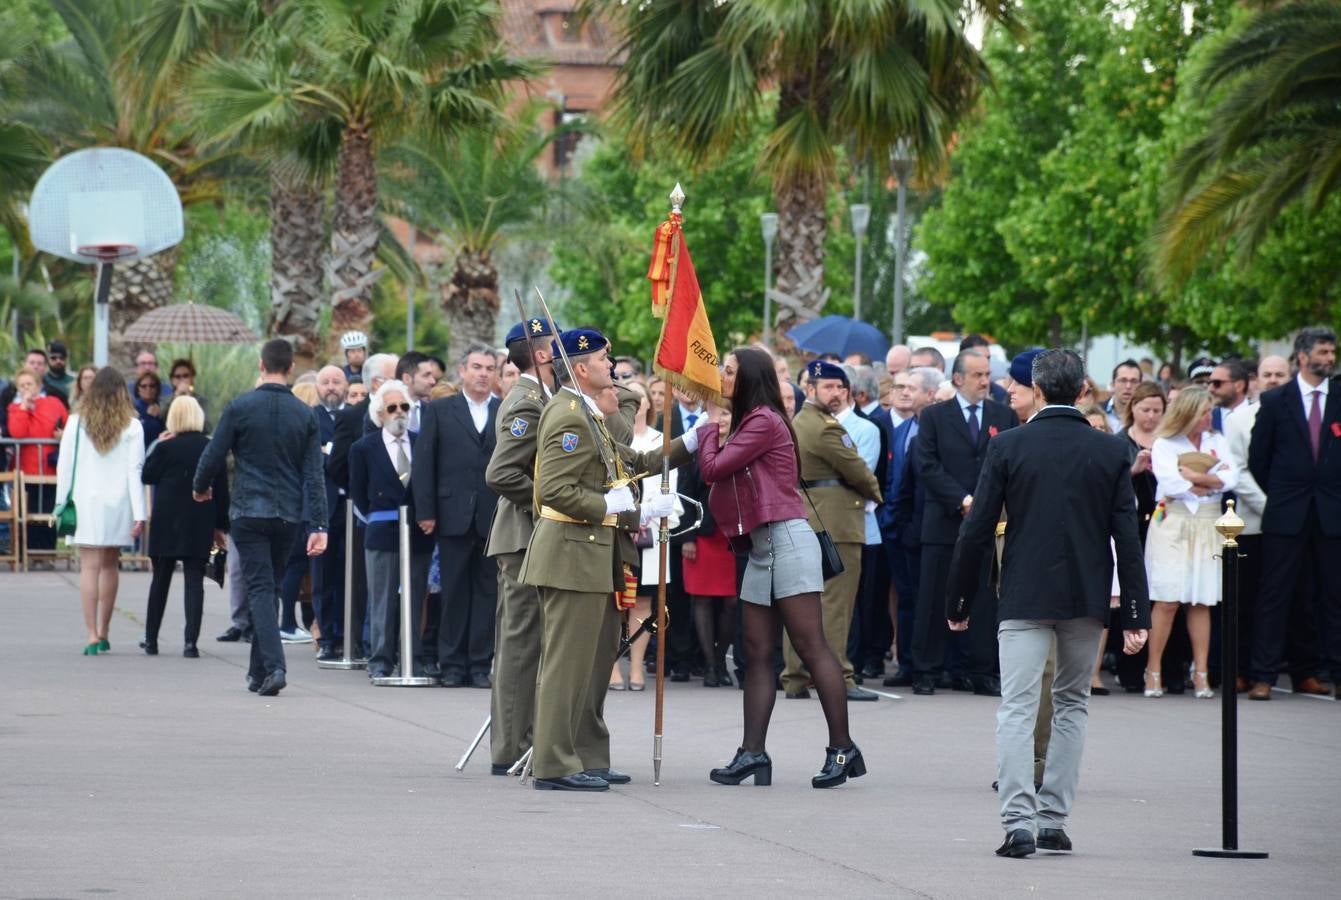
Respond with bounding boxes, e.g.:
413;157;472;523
1193;671;1214;699
97;637;110;652
1143;670;1163;698
812;744;866;789
82;642;99;656
709;748;772;786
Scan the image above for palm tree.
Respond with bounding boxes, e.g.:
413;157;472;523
383;103;562;358
1154;2;1341;287
588;0;1010;329
0;13;49;257
190;0;536;355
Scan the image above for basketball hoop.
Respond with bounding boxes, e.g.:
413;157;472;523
75;243;140;264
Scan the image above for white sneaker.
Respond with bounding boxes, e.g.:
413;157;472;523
280;627;314;644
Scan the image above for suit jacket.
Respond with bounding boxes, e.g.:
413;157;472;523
315;404;343;518
329;400;376;492
349;430;433;553
411;392;499;540
857;404;893;491
946;406;1150;627
1248;377;1341;537
793;401;882;545
142;432;229;558
658;404;710;540
880;415;917;540
485;377;547;557
916;396;1018;545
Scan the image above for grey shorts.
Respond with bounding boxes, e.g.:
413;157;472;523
739;518;824;606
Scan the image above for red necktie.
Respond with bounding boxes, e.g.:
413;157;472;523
1308;389;1322;461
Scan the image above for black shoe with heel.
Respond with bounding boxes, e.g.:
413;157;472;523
709;748;772;786
812;744;866;788
139;639;158;656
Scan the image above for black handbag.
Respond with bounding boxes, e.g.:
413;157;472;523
799;483;845;581
207;545;227;589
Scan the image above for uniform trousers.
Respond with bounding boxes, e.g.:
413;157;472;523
781;540;862;692
531;587;621;779
489;550;542;767
997;617;1103;834
365;546;430;674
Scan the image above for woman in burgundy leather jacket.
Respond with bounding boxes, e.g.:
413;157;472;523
694;346;863;789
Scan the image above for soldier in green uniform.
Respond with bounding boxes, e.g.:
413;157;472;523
483;317;557;774
520;328;689;791
782;360;883;700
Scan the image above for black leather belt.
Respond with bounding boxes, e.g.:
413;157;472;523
802;479;844;489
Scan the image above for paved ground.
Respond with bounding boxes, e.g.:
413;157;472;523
1;569;1337;899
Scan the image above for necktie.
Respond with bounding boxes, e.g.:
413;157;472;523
409;402;420;433
686;412;698;430
967;404;980;443
395;437;410;481
1308;389;1323;461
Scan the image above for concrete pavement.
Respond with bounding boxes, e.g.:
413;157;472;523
1;569;1337;898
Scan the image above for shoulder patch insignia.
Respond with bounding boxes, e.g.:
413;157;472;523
510;417;529;437
841;433;854;449
561;432;580;453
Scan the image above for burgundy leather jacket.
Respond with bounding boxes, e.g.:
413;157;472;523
696;406;807;539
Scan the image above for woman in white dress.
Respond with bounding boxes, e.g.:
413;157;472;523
55;368;146;655
1143;386;1237;699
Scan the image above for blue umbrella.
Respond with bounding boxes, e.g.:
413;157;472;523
785;315;890;361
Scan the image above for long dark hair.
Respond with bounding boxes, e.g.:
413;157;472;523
729;346;801;471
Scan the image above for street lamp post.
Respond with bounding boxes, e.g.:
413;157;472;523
891;139;913;345
850;203;870;321
761;212;778;345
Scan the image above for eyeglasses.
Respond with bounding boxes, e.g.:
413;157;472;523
137;382;156;390
171;372;192;381
384;403;411;413
1113;378;1141;387
1207;379;1228;388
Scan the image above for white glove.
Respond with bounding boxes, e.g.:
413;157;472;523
604;485;636;515
864;500;877;514
642;491;677;524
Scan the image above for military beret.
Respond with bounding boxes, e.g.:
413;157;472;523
806;359;849;386
505;317;560;345
1009;348;1045;388
552;327;608;359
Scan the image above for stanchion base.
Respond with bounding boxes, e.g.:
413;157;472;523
316;659;367;670
1192;848;1269;859
370;676;437;687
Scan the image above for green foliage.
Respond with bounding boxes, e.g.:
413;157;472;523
175;197;272;329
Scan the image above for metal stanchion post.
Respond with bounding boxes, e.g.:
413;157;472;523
318;500;365;670
1193;500;1268;860
372;506;436;687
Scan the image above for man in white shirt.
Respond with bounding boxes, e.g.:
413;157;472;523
1104;359;1142;433
836;374;885;695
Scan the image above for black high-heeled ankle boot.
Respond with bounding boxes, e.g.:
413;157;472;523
709;748;772;786
812;744;866;789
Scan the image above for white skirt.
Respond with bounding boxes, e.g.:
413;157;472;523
1144;501;1222;606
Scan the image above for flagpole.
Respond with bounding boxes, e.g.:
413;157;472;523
653;182;685;786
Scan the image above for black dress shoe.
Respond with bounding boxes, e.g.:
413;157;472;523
913;675;936;695
257;671;287;697
670;668;690;683
533;772;609;792
440;671;468;687
246;676;262;693
812;744;866;788
995;828;1036;858
952;674;976;692
368;667;393;679
861;663;886;679
183;643;199;658
584;767;631;785
883;668;914;687
216;626;243;642
973;676;1002;697
710;748;772;786
703;669;721;688
490;764;512;776
470;672;492;689
846;686;879;702
785;688;811;700
1036;828;1072;852
140;639;158;656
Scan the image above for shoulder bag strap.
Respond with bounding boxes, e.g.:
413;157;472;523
799;481;830;534
63;423;80;504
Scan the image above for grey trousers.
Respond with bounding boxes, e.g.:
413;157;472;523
226;533;249;630
997;617;1103;833
366;547;431;674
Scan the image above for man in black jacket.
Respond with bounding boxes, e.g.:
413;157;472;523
912;349;1018;695
1246;326;1341;700
946;348;1149;858
413;342;500;688
657;389;709;681
194;339;328;697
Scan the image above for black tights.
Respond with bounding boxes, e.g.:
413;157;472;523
692;595;737;674
741;593;850;753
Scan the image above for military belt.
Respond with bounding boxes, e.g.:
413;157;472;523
539;506;618;527
802;478;844;489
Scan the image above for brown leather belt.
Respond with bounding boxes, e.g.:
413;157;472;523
539;506;618;527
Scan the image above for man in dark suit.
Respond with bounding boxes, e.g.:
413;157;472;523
848;364;894;679
960;334;1009;405
947;348;1150;858
312;365;348;660
1246;326;1341;700
912;349;1019;695
413;342;500;688
656;388;708;681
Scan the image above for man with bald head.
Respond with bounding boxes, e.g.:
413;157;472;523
312;365;349;659
886;344;911;377
1255;355;1290;398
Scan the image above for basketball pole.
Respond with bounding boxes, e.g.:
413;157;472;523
93;261;113;367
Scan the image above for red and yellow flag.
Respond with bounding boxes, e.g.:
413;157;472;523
648;212;721;405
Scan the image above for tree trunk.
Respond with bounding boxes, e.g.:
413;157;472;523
108;249;177;370
328;123;383;358
269;171;326;371
440;246;500;362
771;176;830;332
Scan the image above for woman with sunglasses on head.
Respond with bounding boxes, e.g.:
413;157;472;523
164;358;208;430
691;346;862;789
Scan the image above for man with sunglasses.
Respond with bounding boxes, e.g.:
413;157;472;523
43;341;75;398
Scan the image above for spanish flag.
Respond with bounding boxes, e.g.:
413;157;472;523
648;211;721;405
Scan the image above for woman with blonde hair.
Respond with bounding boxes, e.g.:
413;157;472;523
140;397;228;657
56;368;146;655
1142;386;1237;699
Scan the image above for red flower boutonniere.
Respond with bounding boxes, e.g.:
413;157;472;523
1332;422;1341;438
988;426;999;438
1210;449;1218;459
